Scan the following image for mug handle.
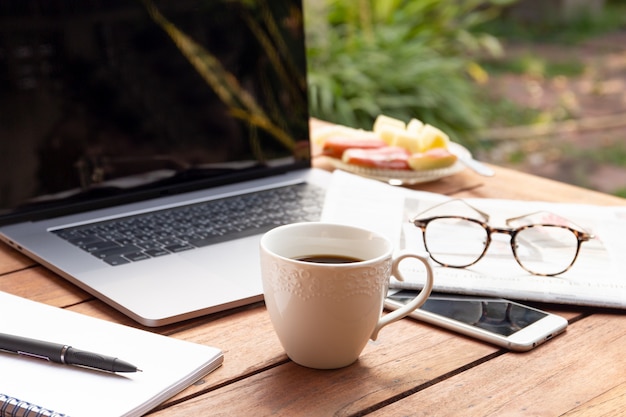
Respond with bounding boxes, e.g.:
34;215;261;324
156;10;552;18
370;251;434;341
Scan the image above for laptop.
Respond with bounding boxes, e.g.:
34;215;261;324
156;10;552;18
0;0;331;326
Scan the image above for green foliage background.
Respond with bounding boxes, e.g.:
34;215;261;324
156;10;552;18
304;0;514;145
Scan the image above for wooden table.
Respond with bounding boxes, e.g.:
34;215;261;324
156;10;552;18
2;135;625;416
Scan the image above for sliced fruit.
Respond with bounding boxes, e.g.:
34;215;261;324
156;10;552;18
407;148;457;171
372;115;406;136
342;146;411;170
420;124;450;151
311;125;371;146
322;136;387;159
406;118;424;136
374;125;401;146
389;128;422;153
374;124;422;153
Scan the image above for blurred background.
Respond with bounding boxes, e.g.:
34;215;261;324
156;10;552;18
303;0;626;196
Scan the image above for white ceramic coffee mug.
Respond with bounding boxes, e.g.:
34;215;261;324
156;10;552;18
259;222;434;369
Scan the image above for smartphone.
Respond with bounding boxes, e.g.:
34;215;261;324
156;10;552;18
385;289;568;351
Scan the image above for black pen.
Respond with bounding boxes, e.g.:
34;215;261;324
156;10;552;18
0;332;141;373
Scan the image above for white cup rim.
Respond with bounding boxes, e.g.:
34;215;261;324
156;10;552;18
260;222;393;267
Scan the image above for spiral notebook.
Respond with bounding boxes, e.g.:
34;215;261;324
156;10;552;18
0;394;67;417
0;291;223;417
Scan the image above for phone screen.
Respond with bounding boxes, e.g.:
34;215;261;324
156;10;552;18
387;291;548;336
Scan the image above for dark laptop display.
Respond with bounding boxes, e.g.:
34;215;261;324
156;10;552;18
0;0;330;326
0;0;310;224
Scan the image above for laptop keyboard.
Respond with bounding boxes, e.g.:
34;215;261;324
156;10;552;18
53;183;325;266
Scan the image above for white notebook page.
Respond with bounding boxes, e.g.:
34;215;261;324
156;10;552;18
0;291;223;417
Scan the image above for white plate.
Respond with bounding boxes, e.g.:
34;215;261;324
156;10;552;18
328;142;469;185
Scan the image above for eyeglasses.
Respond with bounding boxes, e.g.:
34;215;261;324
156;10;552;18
410;200;594;276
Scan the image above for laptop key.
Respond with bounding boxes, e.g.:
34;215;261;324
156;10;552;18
67;235;106;247
84;241;123;253
144;248;171;257
91;244;142;259
164;243;194;253
102;256;131;266
124;252;151;262
136;241;164;250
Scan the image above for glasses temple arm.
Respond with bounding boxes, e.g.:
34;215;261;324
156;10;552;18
506;211;594;239
411;199;491;222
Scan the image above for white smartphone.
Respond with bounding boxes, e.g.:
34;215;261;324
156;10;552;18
385;289;568;351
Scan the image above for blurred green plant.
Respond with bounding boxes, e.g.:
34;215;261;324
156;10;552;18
614;187;626;198
305;0;515;144
481;53;585;78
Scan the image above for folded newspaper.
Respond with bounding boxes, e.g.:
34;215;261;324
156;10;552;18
321;170;626;309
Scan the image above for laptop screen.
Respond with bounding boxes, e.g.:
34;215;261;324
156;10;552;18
0;0;310;224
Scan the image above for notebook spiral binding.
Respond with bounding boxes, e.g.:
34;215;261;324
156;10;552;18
0;394;69;417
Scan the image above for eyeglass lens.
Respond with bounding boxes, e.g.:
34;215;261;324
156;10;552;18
513;225;580;275
422;217;488;267
423;218;580;275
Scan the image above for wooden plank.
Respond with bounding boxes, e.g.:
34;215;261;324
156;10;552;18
562;381;626;416
0;266;90;307
366;312;626;416
456;165;626;205
156;305;289;406
149;317;502;416
412;169;485;195
0;242;35;274
67;299;152;328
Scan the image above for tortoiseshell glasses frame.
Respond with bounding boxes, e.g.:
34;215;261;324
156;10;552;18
410;200;594;276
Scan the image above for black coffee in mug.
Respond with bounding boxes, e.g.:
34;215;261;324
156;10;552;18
296;254;363;264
